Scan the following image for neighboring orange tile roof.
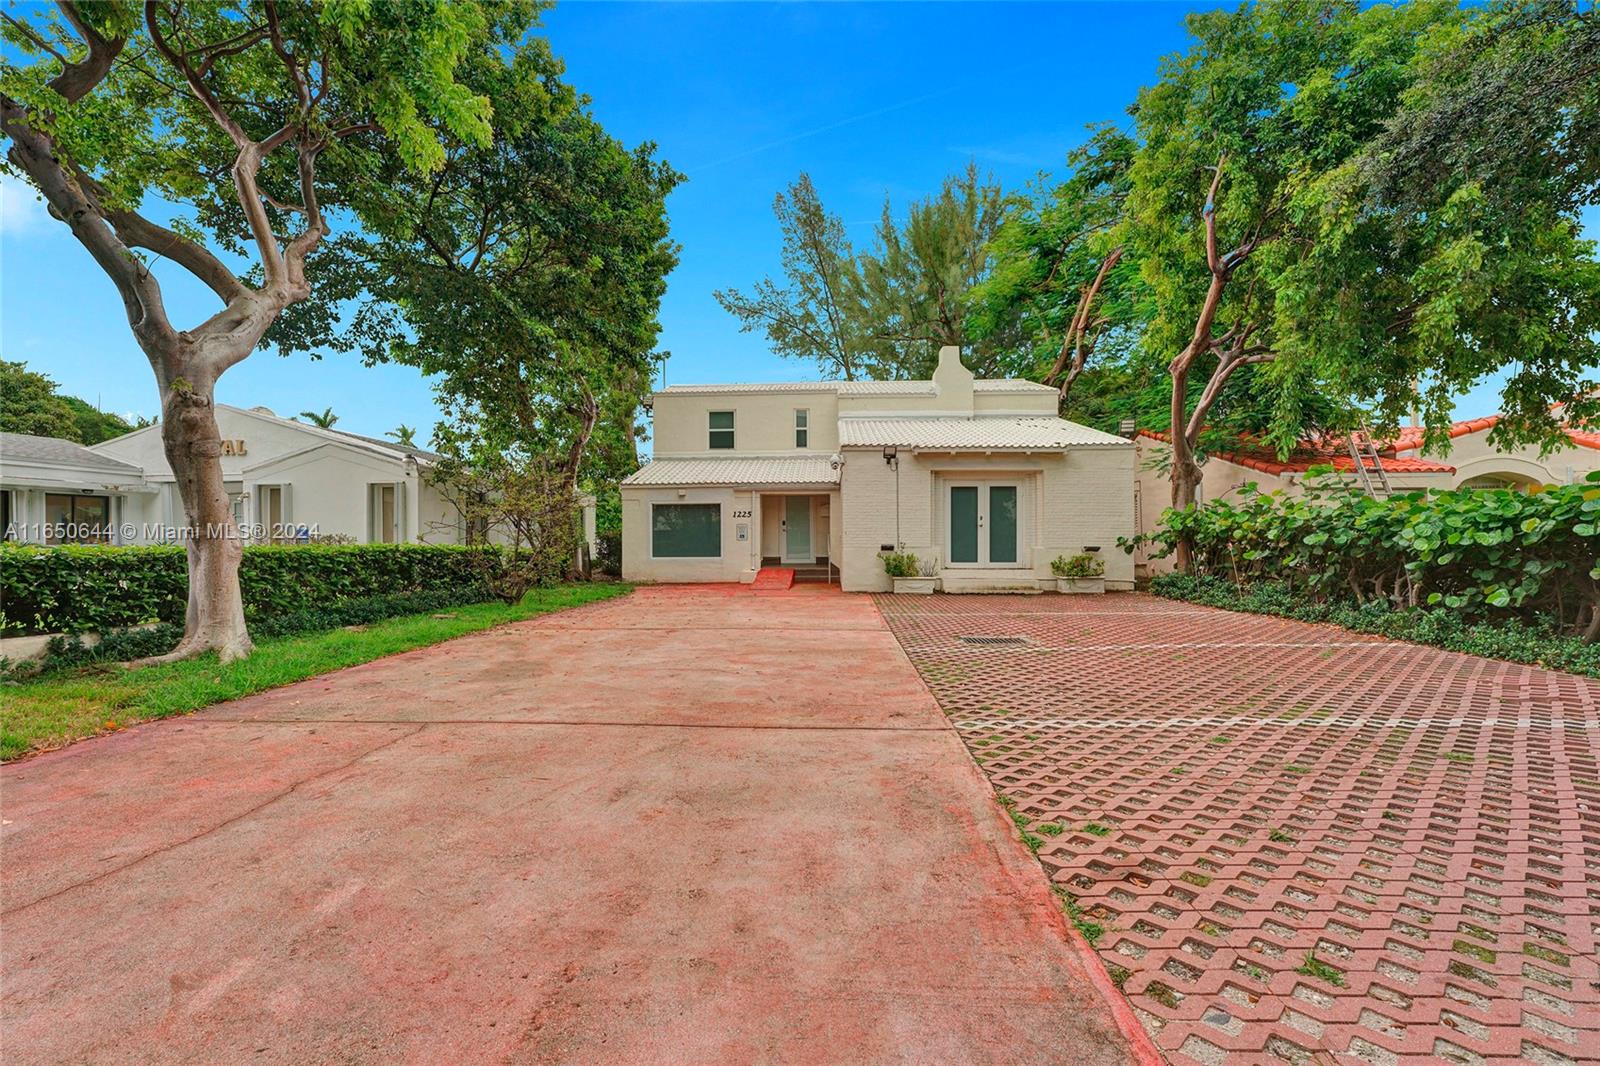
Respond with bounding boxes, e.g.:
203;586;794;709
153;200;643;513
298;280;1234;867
1134;429;1456;475
1391;414;1600;453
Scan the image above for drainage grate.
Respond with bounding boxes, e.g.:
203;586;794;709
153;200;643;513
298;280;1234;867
958;635;1029;647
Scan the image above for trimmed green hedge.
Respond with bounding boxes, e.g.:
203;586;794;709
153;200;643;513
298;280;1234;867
13;587;498;676
1129;473;1600;639
0;543;502;635
1151;573;1600;678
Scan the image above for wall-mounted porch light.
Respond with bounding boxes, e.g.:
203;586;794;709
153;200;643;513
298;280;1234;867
882;445;898;466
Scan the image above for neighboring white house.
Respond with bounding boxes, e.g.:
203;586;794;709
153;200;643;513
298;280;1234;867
2;404;597;552
0;432;154;544
621;345;1136;592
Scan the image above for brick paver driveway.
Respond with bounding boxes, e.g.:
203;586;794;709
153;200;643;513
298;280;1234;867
878;592;1600;1066
2;585;1148;1065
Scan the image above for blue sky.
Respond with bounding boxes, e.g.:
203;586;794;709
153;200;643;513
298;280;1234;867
1;2;1585;440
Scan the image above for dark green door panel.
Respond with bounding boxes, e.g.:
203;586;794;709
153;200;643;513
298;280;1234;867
988;485;1017;563
949;486;978;563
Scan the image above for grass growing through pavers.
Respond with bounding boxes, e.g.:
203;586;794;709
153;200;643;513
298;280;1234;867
1295;951;1346;987
1051;883;1105;946
1;583;630;761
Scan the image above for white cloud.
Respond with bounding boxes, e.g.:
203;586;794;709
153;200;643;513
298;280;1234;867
1;173;53;238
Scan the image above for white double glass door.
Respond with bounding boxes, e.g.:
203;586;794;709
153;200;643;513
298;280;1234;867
946;482;1020;566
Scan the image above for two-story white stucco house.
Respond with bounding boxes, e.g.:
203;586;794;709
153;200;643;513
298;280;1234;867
621;346;1135;592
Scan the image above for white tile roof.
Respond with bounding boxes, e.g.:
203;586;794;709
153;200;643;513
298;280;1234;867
659;377;1049;397
973;379;1056;393
623;455;840;487
658;382;840;394
835;380;936;396
838;417;1131;450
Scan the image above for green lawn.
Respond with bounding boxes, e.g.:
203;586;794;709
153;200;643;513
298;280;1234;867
1;583;630;761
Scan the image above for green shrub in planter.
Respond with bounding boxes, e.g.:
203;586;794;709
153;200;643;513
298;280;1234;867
880;551;920;578
1051;553;1105;578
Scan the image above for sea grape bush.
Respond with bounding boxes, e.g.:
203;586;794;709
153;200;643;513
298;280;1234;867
1129;471;1600;641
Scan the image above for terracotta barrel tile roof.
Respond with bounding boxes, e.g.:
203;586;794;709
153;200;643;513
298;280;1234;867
1134;429;1455;475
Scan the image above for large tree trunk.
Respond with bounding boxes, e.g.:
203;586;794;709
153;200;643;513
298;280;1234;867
561;389;601;581
1162;156;1273;573
1168;353;1203;573
156;378;253;662
4;3;343;664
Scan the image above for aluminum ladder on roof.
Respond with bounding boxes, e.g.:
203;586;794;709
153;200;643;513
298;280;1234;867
1346;430;1393;497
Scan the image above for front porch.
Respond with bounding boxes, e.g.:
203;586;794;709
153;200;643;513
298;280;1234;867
755;491;837;578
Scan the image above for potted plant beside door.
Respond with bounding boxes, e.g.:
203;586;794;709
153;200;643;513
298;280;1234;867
883;551;937;593
1051;552;1105;594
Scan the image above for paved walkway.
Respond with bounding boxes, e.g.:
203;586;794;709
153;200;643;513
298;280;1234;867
1;586;1147;1065
877;592;1600;1066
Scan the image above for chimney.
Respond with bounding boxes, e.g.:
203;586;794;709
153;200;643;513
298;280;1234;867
931;344;974;413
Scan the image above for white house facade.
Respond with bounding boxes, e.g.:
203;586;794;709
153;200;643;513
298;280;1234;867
0;433;153;545
2;405;596;551
621;346;1136;592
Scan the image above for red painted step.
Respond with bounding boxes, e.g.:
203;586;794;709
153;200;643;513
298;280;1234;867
750;566;795;591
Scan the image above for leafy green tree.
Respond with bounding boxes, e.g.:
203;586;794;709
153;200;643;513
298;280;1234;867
1125;1;1463;567
0;359;138;442
276;62;679;525
0;359;80;439
386;424;418;448
1128;0;1597;577
1;1;536;661
1348;0;1600;447
60;395;136;444
861;162;1008;378
298;407;338;429
968;127;1144;409
714;174;878;380
718;164;1004;380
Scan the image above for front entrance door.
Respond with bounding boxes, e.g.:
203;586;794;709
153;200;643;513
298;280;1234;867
783;495;813;563
947;483;1020;566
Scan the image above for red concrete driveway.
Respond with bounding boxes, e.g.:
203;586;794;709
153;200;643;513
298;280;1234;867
1;585;1148;1065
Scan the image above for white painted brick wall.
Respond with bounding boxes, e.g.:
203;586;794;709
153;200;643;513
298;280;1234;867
839;446;1135;591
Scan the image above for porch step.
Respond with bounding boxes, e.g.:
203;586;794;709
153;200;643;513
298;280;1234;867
751;567;795;591
939;572;1045;594
793;566;833;584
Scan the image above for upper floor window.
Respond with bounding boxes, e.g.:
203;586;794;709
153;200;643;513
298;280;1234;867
794;408;809;448
709;410;735;449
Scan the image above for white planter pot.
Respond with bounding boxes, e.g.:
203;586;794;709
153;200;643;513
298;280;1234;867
893;576;939;594
1057;576;1105;594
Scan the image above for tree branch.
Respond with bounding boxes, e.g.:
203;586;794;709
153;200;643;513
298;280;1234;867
106;208;251;305
1203;154;1227;277
50;1;126;103
0;95;174;349
1044;246;1123;397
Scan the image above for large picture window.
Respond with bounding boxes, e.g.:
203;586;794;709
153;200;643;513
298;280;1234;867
708;410;735;449
652;503;720;558
44;493;111;544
